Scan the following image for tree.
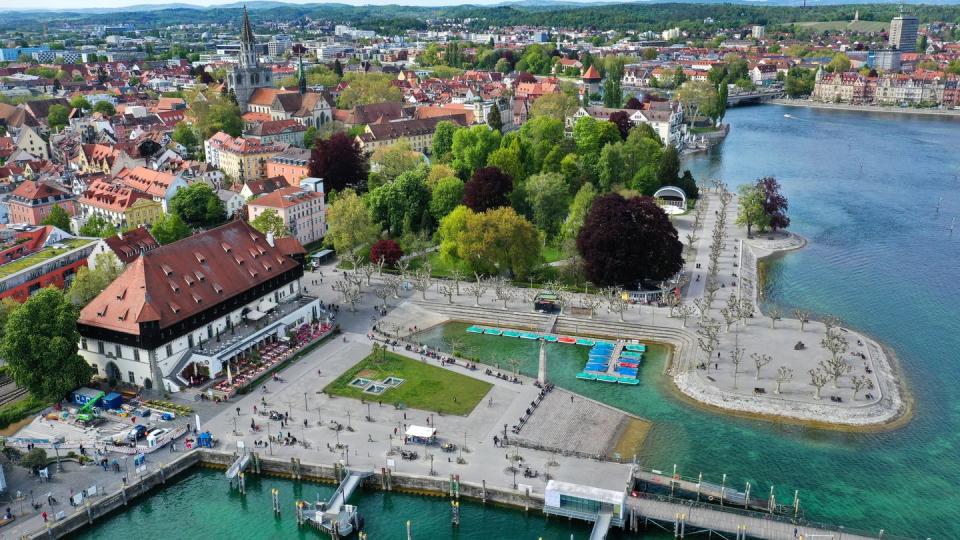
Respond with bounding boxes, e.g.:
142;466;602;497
250;209;290;237
93;101;116;116
21;448;49;471
572;116;620;164
576;193;683;287
525;172;569;238
851;375;874;400
326;189;379;254
303;126;317;149
809;367;829;400
41;205;71;230
47;104;69;131
758;176;790;232
370;140;422;185
775;366;794;394
529;93;578;121
432;121;458;161
1;288;93;402
437;205;472;263
69;96;92;111
172;122;198;150
336;73;403;109
457;207;541;278
751;352;772;380
676;80;720;123
170;183;225;227
430;176;465;221
370;239;403;267
368;167;431;235
68;252;123;306
561;183;597;241
78;215;118;238
494;58;511;73
602;77;622;108
768;307;783;329
607;111;632;140
462;166;512;213
785;67;815;98
451;125;500;178
333;59;344;78
186;88;242;138
151;213;191;245
309;132;368;193
656;145;681;189
825;53;851;73
730;346;744;389
736;183;769;237
486;103;503;133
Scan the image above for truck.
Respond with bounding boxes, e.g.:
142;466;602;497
75;391;105;425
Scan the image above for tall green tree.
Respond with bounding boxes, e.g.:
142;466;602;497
151;213;192;245
429;176;464;221
486;103;503;133
325;188;379;254
0;288;93;401
368;167;432;235
736;183;770;236
47;104;69;132
172;121;198;150
250;209;290;238
68;252;124;306
656;145;681;189
458;207;541;278
561;183;597;241
41;205;71;231
525;172;569;239
451;125;500;179
78;215;118;238
432;121;458;161
170;183;225;227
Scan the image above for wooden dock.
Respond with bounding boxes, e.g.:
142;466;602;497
605;341;625;376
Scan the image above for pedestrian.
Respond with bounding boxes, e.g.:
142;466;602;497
715;363;718;370
236;407;241;416
41;511;48;522
570;395;574;403
254;405;257;414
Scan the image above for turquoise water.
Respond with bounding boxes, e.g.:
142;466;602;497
69;468;610;540
69;106;960;538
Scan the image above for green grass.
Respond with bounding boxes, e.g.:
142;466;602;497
0;394;47;429
325;350;492;416
0;238;94;278
542;244;565;264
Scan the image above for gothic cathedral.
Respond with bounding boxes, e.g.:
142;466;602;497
228;7;273;112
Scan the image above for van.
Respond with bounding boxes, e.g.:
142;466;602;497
126;425;147;442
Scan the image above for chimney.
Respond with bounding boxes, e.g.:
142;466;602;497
266;231;275;247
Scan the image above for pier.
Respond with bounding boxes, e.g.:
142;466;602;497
300;468;372;537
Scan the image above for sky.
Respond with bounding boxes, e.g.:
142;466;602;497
4;0;543;11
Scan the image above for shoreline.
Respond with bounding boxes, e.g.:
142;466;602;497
671;227;910;431
769;98;960;119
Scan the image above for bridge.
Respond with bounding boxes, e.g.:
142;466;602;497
726;89;784;106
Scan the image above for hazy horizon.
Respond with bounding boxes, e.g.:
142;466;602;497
5;0;532;12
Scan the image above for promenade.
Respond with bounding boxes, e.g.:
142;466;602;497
770;98;960;118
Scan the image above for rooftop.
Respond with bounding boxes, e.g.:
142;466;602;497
0;237;94;279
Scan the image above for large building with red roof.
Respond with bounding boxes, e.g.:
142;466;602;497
76;220;319;391
7;180;76;225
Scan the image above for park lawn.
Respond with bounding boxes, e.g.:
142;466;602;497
324;350;492;416
542;244;564;264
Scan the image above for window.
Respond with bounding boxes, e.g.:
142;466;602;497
134;349;140;362
81;338;88;350
188;335;194;348
165;344;173;357
97;341;104;354
128;371;135;384
115;344;122;358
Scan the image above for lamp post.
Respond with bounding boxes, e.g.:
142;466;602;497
53;442;62;472
304;392;308;411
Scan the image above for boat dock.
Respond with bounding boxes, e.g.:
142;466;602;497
299;468;372;537
604;342;625;377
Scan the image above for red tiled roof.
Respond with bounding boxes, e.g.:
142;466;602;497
249;186;322;209
102;226;159;264
115;167;177;198
582;65;601;80
79;220;301;335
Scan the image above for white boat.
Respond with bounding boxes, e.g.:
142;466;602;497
784;114;792;118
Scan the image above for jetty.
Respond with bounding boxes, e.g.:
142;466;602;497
300;469;372;537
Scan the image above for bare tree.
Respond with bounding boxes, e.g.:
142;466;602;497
808;368;829;400
331;279;353;304
774;366;793;394
819;357;852;389
333;280;361;312
383;274;403;299
821;326;848;365
580;294;604;319
676;304;696;328
685;232;699;249
768;307;782;329
603;287;629;322
793;309;811;332
374;286;391;309
411;266;433;300
396;259;411;281
730;346;744;389
449;269;465;296
851;375;874;400
737;297;754;325
505;357;522;378
720;305;738;333
693;297;711;321
751;353;772;380
375;255;386;276
437;284;455;304
696;318;720;365
359;263;375;286
345;252;363;271
493;279;516;309
464;280;488;307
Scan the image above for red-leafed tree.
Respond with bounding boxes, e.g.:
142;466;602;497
758;176;790;232
608;110;632;140
462;166;512;212
624;96;642;109
308;132;368;193
576;193;683;287
369;239;404;267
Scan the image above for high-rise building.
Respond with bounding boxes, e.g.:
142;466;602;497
227;6;274;112
889;12;919;52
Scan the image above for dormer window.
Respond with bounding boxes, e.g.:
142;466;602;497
194;252;205;263
234;255;244;265
248;268;258;278
168;302;181;314
117;308;129;321
97;305;108;317
192;294;202;304
116;288;126;300
168;280;180;293
184;275;195;286
221;242;231;253
212;283;224;294
160;264;174;276
195;271;205;281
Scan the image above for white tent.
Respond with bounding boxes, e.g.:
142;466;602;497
404;425;436;439
245;309;266;321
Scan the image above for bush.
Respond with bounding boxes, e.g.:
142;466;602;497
0;394;46;429
21;448;48;470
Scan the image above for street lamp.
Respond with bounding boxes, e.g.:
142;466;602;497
304;392;308;411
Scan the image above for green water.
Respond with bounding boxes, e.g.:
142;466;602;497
69;468;613;540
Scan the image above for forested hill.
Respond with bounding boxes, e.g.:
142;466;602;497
2;3;960;32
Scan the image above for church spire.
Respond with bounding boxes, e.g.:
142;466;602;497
241;6;255;46
298;51;307;95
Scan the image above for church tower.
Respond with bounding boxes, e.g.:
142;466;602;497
228;6;273;112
